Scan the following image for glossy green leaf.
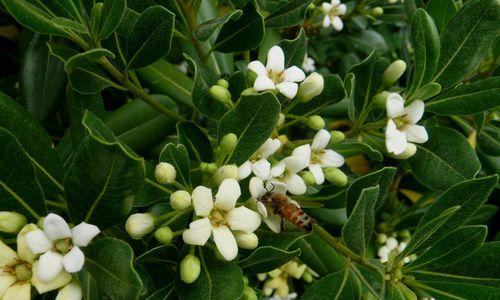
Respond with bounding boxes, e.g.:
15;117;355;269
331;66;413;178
265;0;313;28
65;48;115;72
278;28;307;69
411;82;441;101
426;0;457;32
135;245;179;266
99;0;126;38
51;17;87;33
194;10;243;41
177;121;213;163
146;283;176;300
466;204;498;225
478;120;500;156
331;141;383;162
126;5;175;69
291;234;345;276
408;127;481;190
302;268;358;300
48;0;85;21
159;143;191;188
134;162;171;207
219;93;281;165
238;246;300;274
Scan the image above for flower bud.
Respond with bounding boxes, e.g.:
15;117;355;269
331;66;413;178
377;233;388;244
155;162;176;184
306;115;325;130
371;7;384;17
277;135;288;150
220;133;238;154
56;281;82;300
0;211;26;233
235;232;258;250
241;286;258;300
390;143;416;160
277;113;286;127
324;168;348;186
170;190;191;210
210;85;232;104
180;254;201;284
302;271;314;283
382;60;406;87
246;70;258;86
241;87;258;96
200;162;218;174
154;226;173;244
296;72;324;103
217;79;229;89
125;213;156;239
300;171;316;185
373;91;390;109
329;131;345;144
214;165;239;184
399;230;411;240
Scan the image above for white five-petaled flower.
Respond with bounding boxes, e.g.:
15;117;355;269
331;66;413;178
385;93;428;155
248;46;306;99
322;0;347;31
302;55;316;73
292;130;345;185
25;214;100;282
269;156;309;195
182;179;261;261
239;138;282;180
378;237;409;263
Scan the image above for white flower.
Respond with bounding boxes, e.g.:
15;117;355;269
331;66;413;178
292;130;345;185
25;214;100;282
269;156;309;195
248;46;306;99
377;237;412;263
302;56;316;73
238;138;281;180
322;0;347;31
182;179;261;261
177;61;189;74
385;93;428;155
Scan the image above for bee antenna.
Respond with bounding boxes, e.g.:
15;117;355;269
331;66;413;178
269;182;275;192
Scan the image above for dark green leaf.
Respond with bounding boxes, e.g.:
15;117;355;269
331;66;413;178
330;141;383;162
278;28;307;68
466;204;498;225
426;0;457;32
302;268;358;300
291;234;345;276
159;143;191;188
478;121;500;156
193;10;243;41
99;0;126;38
265;0;313;28
65;48;115;72
146;283;176;300
238;246;300;274
177;122;213;163
51;17;88;33
135;245;179;265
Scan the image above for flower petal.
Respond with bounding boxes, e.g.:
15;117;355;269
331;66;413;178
285;174;307;195
276;82;298;99
2;282;30;300
247;60;267;76
71;222;100;247
284;155;309;174
322;15;331;28
25;229;53;254
257;201;268;218
238;161;252;180
249;177;266;199
270;161;286;177
192;186;213;217
405;124;428;144
403;100;425;124
62;246;85;273
385;119;408;155
282;66;305;83
337;4;347;15
212;225;238;261
0;240;18;266
0;275;16;297
266;181;288;194
309;164;325;185
311;129;331;150
55;281;82;300
331;0;340;6
182;218;212;246
264;214;282;233
31;262;72;294
215;178;241;211
252;158;271;180
227;206;261;233
16;224;38;263
332;16;343;31
266;46;285;73
37;251;64;282
386;93;405;118
44;213;72;241
322;2;333;12
321;150;345;168
259;138;281;158
292;144;312;162
254;75;275;91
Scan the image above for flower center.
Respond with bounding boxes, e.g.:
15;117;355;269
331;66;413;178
393;116;409;129
14;263;32;282
267;69;284;84
328;7;343;18
310;150;323;165
55;238;72;254
209;208;228;227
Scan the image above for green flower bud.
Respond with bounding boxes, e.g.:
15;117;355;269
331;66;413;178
377;233;388;244
277;113;286;127
399;230;411;240
217;79;229;89
390;143;417;160
246;70;258;86
235;232;258;250
214;165;239;184
324;168;348;186
241;87;258;96
382;60;406;87
371;7;384;17
170;190;191;210
300;171;317;185
329;130;345;144
155;162;176;184
302;271;314;283
125;213;156;239
241;286;258;300
209;85;232;103
154;226;173;244
15;263;32;281
200;162;218;174
373;91;390;109
180;254;201;284
296;72;324;103
0;211;26;233
306;115;325;130
220;133;238;154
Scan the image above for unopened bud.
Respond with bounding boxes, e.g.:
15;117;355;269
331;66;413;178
155;162;176;184
302;271;314;283
399;230;411;239
170;190;191;210
306;115;325;130
246;70;258;86
373;91;390;109
329;131;345;144
277;135;288;149
390;143;416;160
241;87;258;96
215;165;239;184
220;133;238;154
324;168;347;186
296;72;324;103
154;226;173;244
125;213;156;239
0;211;26;233
241;286;258;300
209;85;232;103
382;60;406;87
277;113;286;127
377;233;388;244
235;232;258;250
200;162;218;174
55;281;82;300
217;79;229;89
371;7;384;17
180;254;201;284
388;0;398;3
300;171;317;185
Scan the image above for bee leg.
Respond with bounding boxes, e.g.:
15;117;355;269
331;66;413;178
280;217;284;232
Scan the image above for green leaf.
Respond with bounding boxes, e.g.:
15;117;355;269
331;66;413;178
0;128;46;221
219;93;281;165
408;9;440;96
84;238;143;300
175;248;244;300
265;0;313;28
408;127;481;190
426;0;457;32
177;122;213;163
291;234;345;276
343;186;379;256
278;28;307;69
426;77;500;115
466;204;498;225
411;82;441;101
159;143;191;188
146;283;176;300
64;112;145;229
405;225;486;271
238;246;300;274
302;268;358;300
213;1;265;53
65;48;115;72
330;141;383;162
99;0;126;38
478;121;500;156
48;0;85;21
193;10;243;41
134;162;171;207
432;0;500;91
135;245;179;266
20;34;66;121
126;5;175;69
51;17;88;33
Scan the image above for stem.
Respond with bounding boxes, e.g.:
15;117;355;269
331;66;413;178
45;200;68;210
178;0;208;62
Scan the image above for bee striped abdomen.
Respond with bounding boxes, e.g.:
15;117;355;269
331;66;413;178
281;206;314;232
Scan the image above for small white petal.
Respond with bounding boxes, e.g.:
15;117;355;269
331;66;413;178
378;245;390;258
182;218;212;246
71;222;100;247
266;46;285;73
227;206;262;233
0;274;17;297
312;129;331;150
25;229;53;254
62;246;85;273
37;251;64;282
320;150;345;168
257;201;268;218
284;156;309;174
403;100;425;124
282;66;305;83
385;119;408;155
266;181;288;194
276;82;298;99
285;174;307;195
337;4;347;15
386;237;398;250
332;16;343;31
398;242;407;252
254;75;275;91
215;179;241;211
2;282;30;300
56;281;82;300
31;262;72;294
331;0;341;6
386;93;405;118
247;61;267;76
252;159;271;180
322;15;331;28
259;138;281;158
309;164;325;185
238;161;252;180
270;161;286;177
264;214;282;233
44;213;72;241
249;177;266;199
212;225;238;261
192;186;214;217
322;2;333;12
292;144;312;162
405;124;428;144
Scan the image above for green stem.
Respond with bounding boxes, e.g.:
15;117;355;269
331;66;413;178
45;200;68;210
178;0;208;63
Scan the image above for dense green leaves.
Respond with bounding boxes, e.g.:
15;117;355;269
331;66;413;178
99;0;127;38
478;121;500;156
159;143;191;188
425;0;457;32
194;10;243;41
330;142;383;162
177;122;213;163
65;48;115;72
239;246;300;274
265;0;313;28
290;75;346;116
302;268;358;300
278;29;307;69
